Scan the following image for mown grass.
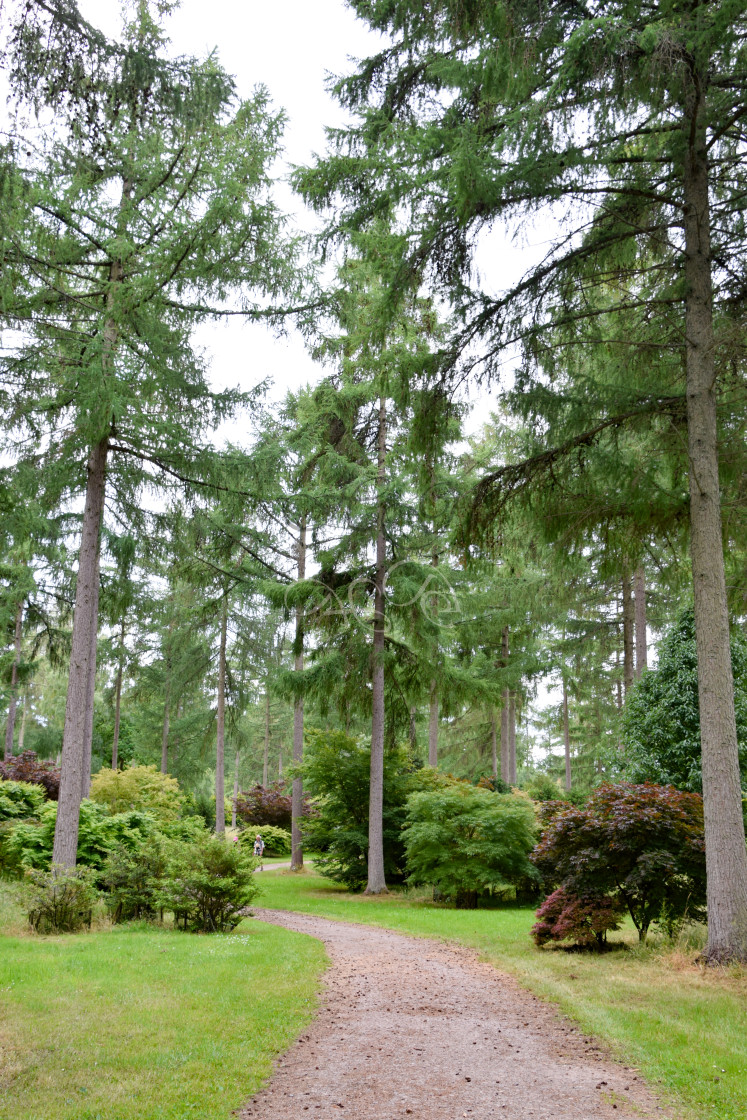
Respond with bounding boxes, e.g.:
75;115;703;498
0;881;328;1120
257;868;747;1120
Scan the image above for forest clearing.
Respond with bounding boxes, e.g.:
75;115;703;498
2;0;747;1118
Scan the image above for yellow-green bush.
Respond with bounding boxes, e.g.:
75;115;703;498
89;765;184;821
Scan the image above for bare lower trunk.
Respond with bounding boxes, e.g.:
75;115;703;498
53;438;108;867
18;694;27;752
634;565;647;676
262;689;270;787
4;601;22;761
81;599;99;799
112;615;126;770
291;522;306;871
366;394;388;894
215;595;228;835
683;94;747;962
508;692;517;784
500;691;509;783
278;743;283;778
409;705;417;751
231;749;239;831
490;711;497;778
562;676;572;791
622;570;635;696
428;684;438;767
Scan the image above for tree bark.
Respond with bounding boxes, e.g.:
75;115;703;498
80;598;99;799
53;437;108;867
499;625;510;782
4;601;23;761
291;517;307;871
634;565;647;676
408;705;417;752
562;675;572;791
508;691;517;785
160;693;170;775
215;594;228;835
17;693;27;752
428;683;438;767
490;710;497;778
366;393;388;894
231;749;239;831
277;743;283;779
622;570;635;696
683;87;747;961
262;688;270;788
111;616;126;770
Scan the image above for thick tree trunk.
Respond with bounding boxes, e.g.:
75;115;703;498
508;691;517;784
562;676;572;791
428;684;438;767
490;710;497;778
683;94;747;962
262;688;270;788
53;437;108;867
215;595;228;835
291;518;306;871
366;394;388;894
231;749;239;831
622;570;635;696
4;601;23;761
111;616;126;770
634;565;647;676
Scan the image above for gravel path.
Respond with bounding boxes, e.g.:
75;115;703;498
239;909;671;1120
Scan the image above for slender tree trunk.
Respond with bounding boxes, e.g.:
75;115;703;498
683;89;747;961
562;676;572;791
53;437;108;867
499;625;510;782
409;705;417;752
366;393;388;894
615;649;623;711
634;565;647;676
291;518;307;871
4;601;23;761
231;749;239;831
17;694;27;752
111;616;126;770
160;693;170;774
215;595;228;835
622;570;635;696
277;743;283;779
428;684;438;767
262;688;270;788
508;691;517;785
80;600;99;799
490;710;497;779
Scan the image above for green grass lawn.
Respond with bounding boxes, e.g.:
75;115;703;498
0;881;328;1120
256;868;747;1120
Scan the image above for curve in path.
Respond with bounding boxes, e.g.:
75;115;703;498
239;909;671;1120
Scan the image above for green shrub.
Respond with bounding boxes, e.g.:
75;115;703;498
5;800;158;874
239;824;291;856
403;783;539;908
158;834;259;932
0;780;46;823
89;765;185;821
26;864;99;934
300;728;423;891
103;836;168;922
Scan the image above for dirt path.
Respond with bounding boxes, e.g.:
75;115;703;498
239;909;671;1120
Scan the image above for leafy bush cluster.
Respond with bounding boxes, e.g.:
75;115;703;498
27;865;99;933
531;782;707;945
89;765;185;821
239;824;291;856
158;835;258;932
532;888;625;949
236;781;313;830
0;780;46;823
0;751;60;799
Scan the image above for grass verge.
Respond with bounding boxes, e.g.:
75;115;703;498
0;881;327;1120
257;868;747;1120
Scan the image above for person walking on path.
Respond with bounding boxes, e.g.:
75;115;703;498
252;834;265;869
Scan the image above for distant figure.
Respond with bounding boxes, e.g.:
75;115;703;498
253;833;264;867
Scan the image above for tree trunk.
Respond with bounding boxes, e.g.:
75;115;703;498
291;517;307;872
500;691;509;783
262;688;270;788
490;710;497;778
683;89;747;962
408;705;417;752
622;570;635;696
366;393;388;894
508;691;517;785
562;676;572;791
53;437;108;867
231;749;239;831
17;694;27;752
160;693;170;775
80;599;99;799
111;616;126;770
3;601;23;761
428;683;438;767
277;743;283;778
634;565;647;676
215;595;228;835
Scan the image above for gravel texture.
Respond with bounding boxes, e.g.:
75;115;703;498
238;909;672;1120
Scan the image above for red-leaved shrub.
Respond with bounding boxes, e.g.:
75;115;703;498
0;752;60;800
532;888;625;949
